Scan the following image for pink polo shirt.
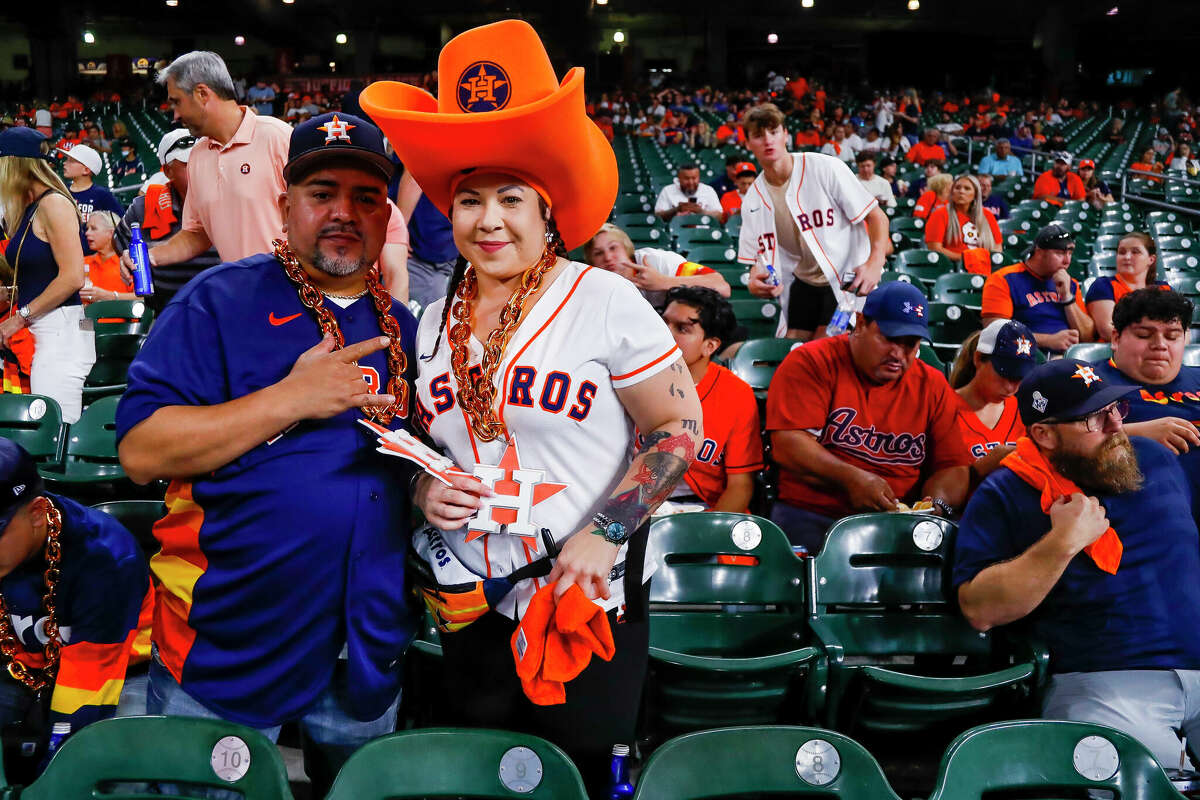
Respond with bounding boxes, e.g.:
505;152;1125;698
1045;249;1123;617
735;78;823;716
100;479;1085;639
182;107;291;262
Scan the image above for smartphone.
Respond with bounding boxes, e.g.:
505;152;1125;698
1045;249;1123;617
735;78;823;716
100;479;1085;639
688;196;697;203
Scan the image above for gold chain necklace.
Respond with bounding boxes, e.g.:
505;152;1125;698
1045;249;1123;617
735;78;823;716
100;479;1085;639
272;239;410;424
0;497;62;692
448;247;559;442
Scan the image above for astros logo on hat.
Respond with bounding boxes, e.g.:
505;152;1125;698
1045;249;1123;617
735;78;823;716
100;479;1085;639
318;114;355;144
458;62;511;113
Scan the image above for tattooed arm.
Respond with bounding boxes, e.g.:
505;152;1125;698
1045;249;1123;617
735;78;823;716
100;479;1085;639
547;357;703;600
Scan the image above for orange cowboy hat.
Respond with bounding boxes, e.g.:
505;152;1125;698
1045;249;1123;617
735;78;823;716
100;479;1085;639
360;19;617;251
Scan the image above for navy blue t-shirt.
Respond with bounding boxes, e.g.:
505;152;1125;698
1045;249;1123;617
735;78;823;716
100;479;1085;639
1093;359;1200;425
983;195;1010;221
953;436;1200;674
71;185;124;255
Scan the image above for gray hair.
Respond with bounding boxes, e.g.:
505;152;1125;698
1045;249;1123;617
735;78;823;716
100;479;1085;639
157;51;236;100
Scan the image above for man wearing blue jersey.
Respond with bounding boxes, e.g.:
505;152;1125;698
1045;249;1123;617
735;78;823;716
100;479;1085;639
115;112;418;794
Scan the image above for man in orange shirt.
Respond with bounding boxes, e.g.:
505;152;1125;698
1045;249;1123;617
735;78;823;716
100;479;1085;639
1033;152;1086;206
793;122;822;150
906;128;955;166
661;287;762;512
719;162;757;224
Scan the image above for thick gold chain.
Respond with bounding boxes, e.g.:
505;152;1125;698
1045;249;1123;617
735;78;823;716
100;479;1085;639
0;497;62;692
448;247;559;442
272;239;410;424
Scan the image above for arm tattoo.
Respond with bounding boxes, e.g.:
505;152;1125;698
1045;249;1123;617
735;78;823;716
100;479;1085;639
599;427;698;534
680;418;699;435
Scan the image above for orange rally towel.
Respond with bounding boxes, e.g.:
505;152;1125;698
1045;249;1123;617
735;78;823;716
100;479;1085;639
511;583;615;706
1001;436;1123;573
143;183;177;240
962;247;992;276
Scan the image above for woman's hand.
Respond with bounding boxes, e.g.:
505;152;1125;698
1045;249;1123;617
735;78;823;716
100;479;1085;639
413;472;493;531
0;315;24;347
79;286;116;304
547;529;621;601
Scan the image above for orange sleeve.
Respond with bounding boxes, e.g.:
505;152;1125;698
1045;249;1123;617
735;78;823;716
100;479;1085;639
1070;174;1087;200
985;209;1002;245
924;206;948;245
905;145;919;163
1032;173;1053;199
914;190;935;220
981;271;1014;318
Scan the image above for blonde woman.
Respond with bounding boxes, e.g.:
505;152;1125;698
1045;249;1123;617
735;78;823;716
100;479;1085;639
913;172;952;220
924;174;1002;265
586;222;730;307
80;210;136;304
0;128;94;423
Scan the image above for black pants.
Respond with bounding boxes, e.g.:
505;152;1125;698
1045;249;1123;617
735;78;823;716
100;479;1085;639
437;579;650;798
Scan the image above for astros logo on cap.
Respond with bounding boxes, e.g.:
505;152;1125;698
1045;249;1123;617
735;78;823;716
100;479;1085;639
318;114;355;144
1072;365;1101;386
457;62;511;113
1016;336;1032;356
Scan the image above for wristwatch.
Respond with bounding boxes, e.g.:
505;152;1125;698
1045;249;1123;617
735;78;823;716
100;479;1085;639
17;306;31;323
931;498;957;519
1056;293;1076;306
590;512;630;546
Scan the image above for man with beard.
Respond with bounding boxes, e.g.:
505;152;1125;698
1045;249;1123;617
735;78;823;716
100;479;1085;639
1032;151;1086;206
114;112;418;793
954;358;1200;770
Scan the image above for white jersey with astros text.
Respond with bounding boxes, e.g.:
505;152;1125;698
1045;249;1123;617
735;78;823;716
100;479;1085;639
413;261;682;619
737;152;879;334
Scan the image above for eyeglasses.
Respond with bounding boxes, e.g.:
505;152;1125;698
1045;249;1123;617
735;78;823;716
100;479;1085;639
1049;399;1131;432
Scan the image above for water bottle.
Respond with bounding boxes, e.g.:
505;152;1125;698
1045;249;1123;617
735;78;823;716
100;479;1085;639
825;263;863;336
44;722;70;761
755;253;780;287
608;744;635;799
129;223;155;297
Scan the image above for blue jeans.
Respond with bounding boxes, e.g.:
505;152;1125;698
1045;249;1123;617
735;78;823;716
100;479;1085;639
770;501;836;555
147;655;399;794
406;255;456;309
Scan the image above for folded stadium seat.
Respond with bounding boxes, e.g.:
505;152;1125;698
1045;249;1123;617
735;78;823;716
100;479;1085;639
728;337;799;401
808;513;1047;745
1098;219;1138;236
714;266;750;296
1167;182;1200;209
614;193;654;214
932;272;986;310
924;719;1182;800
895;250;955;286
1153;220;1193;238
674;226;730;251
643;513;824;740
926;302;982;363
1064;342;1112;362
325;728;587;799
724;214;741;239
918;343;947;374
1088;251;1118;274
82;332;145;403
629;227;668;249
680;242;737;264
19;716;292;800
1092;233;1126;252
1158;234;1200;254
611;211;658;230
37;395;128;494
729;298;782;338
1164;252;1200;274
90;499;165;559
1145;209;1184;227
0;394;65;467
668;213;718;233
998;228;1032;250
84;299;155;337
1101;205;1140;225
879;270;929;296
632;726;902;800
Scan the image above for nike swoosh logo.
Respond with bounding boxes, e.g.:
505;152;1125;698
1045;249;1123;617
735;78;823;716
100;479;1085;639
268;312;303;326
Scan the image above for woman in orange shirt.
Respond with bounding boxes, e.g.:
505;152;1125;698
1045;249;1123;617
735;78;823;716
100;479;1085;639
924;174;1002;270
79;210;135;304
949;319;1037;486
913;172;952;220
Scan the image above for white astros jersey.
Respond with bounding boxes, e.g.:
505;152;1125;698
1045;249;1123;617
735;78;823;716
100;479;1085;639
737;152;879;334
413;261;681;619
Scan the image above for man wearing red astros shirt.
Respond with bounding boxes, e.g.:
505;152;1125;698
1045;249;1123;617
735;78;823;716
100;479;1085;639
766;282;970;551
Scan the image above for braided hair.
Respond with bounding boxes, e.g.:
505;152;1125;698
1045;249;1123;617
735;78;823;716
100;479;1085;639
422;197;568;361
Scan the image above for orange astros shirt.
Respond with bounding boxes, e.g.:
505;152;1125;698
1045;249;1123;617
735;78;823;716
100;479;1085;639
766;336;969;517
684;362;763;508
953;393;1024;461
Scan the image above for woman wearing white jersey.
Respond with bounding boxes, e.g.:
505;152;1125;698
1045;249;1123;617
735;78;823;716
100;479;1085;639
362;20;702;796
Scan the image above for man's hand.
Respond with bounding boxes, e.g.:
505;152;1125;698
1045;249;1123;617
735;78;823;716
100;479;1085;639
278;334;393;420
630;263;671;293
748;263;784;298
1043;328;1080;352
119;250;135;284
547;529;621;601
1051;268;1074;302
676;201;704;216
1048;493;1110;557
845;259;884;295
844;468;899;511
1126;417;1200;454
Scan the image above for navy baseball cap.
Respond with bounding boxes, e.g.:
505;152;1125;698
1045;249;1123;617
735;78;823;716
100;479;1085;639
0;440;43;531
1027;223;1074;259
284;112;394;184
1016;358;1137;426
0;127;53;162
977;319;1038;380
861;282;930;340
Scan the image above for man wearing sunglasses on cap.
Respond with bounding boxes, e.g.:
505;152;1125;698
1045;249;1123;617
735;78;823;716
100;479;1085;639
113;130;219;313
954;358;1200;770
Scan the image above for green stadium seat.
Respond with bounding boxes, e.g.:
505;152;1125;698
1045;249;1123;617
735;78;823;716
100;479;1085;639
669;213;719;232
325;728;587;799
895;249;954;285
1162;252;1200;273
82;333;145;402
1065;342;1112;362
613;194;653;214
809;513;1046;741
1158;234;1200;253
674;225;730;248
1097;220;1137;236
1153;220;1192;237
1144;210;1182;227
84;299;154;337
715;266;749;292
927;302;982;362
19;716;292;800
0;394;64;466
611;211;658;229
91;499;164;558
932;272;986;309
1086;260;1117;278
925;720;1182;800
680;242;737;264
918;342;946;373
645;513;823;737
1092;234;1125;252
38;395;126;489
878;270;929;296
632;726;903;799
729;298;781;338
727;337;799;399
